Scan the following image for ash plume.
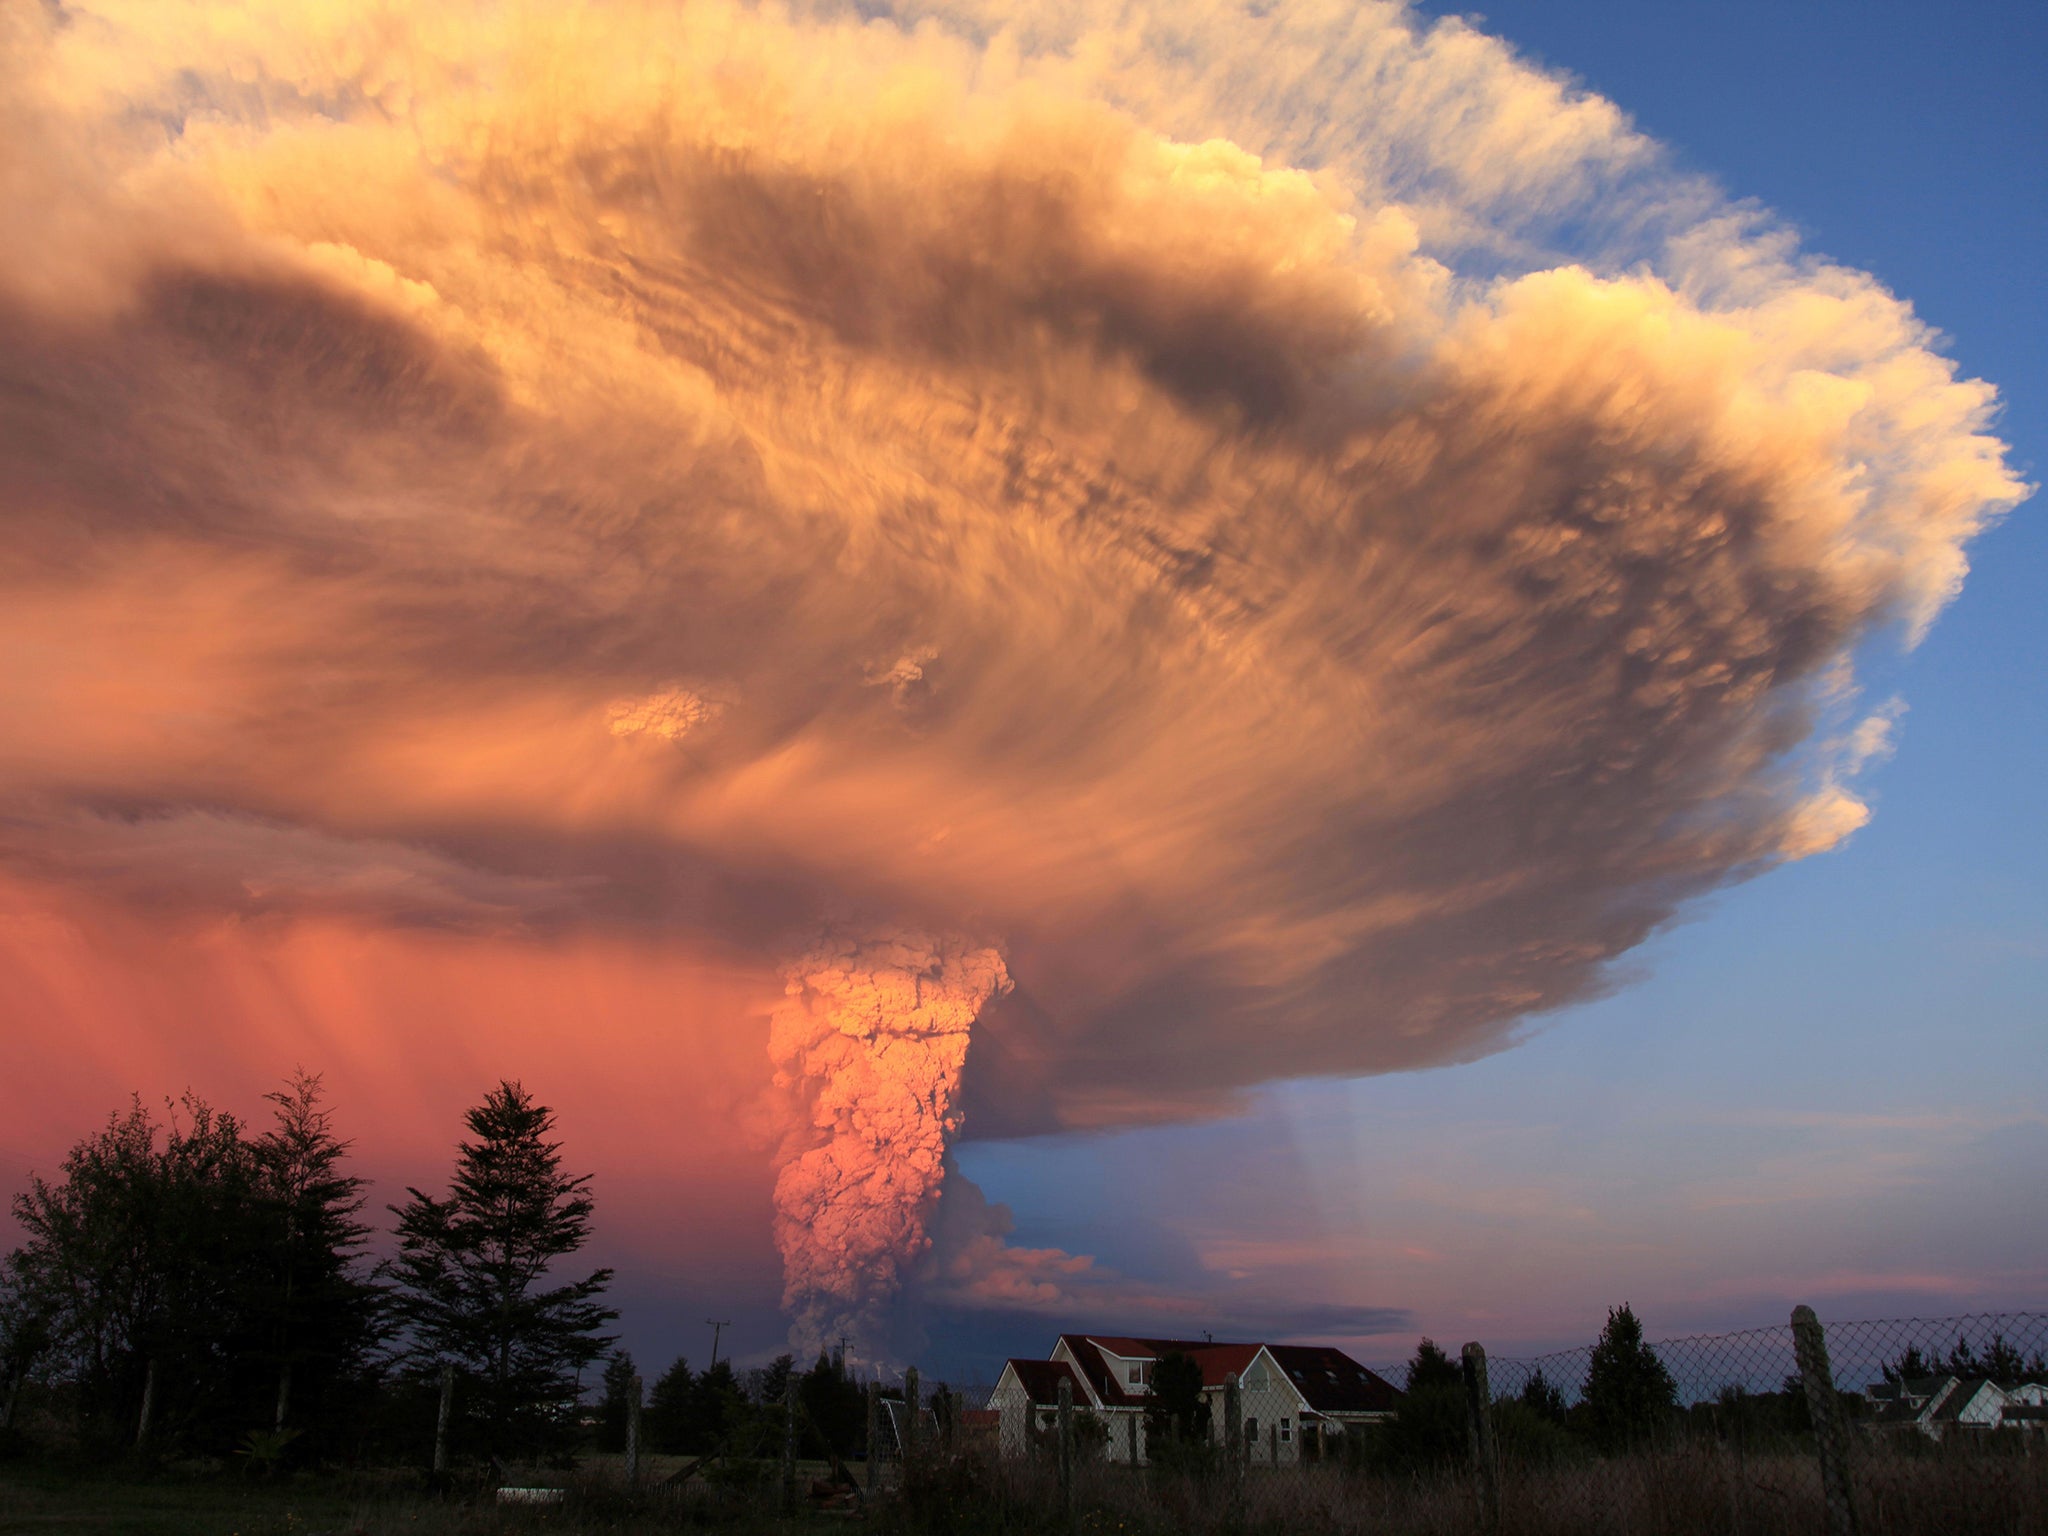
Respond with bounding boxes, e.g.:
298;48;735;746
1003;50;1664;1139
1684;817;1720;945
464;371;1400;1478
0;0;2029;1342
769;933;1010;1354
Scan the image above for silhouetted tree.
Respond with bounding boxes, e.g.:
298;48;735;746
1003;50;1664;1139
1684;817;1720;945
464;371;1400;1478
384;1081;617;1469
1582;1305;1676;1451
1980;1335;2026;1381
251;1071;382;1440
595;1350;638;1452
1145;1350;1211;1446
1881;1343;1937;1384
800;1349;866;1458
757;1352;796;1408
1517;1367;1569;1424
689;1358;748;1454
645;1355;694;1452
1382;1338;1466;1469
7;1094;266;1452
0;1272;50;1435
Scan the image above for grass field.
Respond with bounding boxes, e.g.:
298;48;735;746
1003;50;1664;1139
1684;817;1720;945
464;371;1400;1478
5;1443;2046;1536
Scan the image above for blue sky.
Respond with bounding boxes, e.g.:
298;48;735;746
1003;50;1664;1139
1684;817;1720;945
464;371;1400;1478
1;0;2039;1391
943;0;2047;1378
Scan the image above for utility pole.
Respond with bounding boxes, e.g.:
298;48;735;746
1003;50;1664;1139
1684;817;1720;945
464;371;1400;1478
706;1319;732;1369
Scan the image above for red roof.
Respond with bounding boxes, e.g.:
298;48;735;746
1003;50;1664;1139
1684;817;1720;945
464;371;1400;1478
1003;1357;1090;1405
1037;1336;1402;1416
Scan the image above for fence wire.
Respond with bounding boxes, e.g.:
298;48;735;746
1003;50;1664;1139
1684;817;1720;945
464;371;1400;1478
951;1309;2048;1536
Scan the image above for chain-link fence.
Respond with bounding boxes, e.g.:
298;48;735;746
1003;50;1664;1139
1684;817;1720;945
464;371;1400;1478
939;1309;2048;1536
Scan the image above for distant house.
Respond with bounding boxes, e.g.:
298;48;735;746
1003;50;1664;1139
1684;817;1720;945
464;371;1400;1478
988;1334;1402;1465
1866;1375;2048;1439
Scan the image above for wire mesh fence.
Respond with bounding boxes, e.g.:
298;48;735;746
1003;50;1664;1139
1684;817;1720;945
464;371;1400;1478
938;1308;2048;1536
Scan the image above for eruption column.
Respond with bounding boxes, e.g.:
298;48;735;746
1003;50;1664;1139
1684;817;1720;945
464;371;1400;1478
768;932;1010;1355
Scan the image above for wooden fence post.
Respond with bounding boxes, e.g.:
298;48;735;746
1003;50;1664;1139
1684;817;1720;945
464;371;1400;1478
866;1379;880;1491
625;1371;642;1485
1462;1343;1499;1531
432;1362;454;1477
1792;1306;1861;1536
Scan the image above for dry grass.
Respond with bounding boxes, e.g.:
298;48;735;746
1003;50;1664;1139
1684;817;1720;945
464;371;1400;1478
3;1441;2043;1536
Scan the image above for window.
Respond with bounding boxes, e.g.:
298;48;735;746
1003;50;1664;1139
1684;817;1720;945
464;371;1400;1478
1128;1364;1142;1385
1279;1417;1293;1444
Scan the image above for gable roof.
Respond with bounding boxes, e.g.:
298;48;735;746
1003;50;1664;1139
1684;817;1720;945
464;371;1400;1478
1049;1335;1400;1414
1266;1345;1405;1415
1004;1357;1090;1405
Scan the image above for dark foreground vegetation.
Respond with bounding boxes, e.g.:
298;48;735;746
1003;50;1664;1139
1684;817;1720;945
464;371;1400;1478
4;1438;2047;1536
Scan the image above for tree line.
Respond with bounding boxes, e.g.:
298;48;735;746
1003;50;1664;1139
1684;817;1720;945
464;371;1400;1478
589;1346;874;1466
0;1074;617;1471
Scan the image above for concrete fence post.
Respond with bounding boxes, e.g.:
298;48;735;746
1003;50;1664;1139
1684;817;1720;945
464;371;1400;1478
625;1371;642;1485
1057;1375;1074;1517
1224;1369;1245;1522
904;1366;921;1476
1792;1306;1861;1536
865;1379;880;1491
1462;1343;1499;1531
1129;1409;1141;1467
432;1361;454;1476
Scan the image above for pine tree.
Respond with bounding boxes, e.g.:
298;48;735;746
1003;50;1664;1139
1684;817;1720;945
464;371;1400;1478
689;1358;746;1454
645;1355;694;1453
594;1350;639;1453
1582;1304;1676;1451
1881;1343;1936;1384
758;1352;796;1408
800;1349;866;1457
253;1071;382;1438
1385;1338;1466;1468
384;1082;617;1468
1518;1367;1568;1423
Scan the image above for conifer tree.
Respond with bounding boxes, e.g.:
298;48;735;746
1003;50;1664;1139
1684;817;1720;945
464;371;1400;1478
385;1081;616;1468
253;1071;382;1436
1384;1337;1466;1468
1582;1304;1676;1451
645;1355;694;1453
595;1350;638;1452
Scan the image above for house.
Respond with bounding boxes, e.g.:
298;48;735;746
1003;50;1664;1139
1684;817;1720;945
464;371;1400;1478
1865;1375;2048;1439
988;1334;1402;1465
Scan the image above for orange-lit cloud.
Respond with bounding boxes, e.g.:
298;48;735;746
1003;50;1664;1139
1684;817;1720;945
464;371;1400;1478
0;0;2026;1351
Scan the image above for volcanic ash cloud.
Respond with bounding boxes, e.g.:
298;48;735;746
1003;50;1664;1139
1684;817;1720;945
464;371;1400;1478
769;934;1010;1354
0;1;2031;1336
